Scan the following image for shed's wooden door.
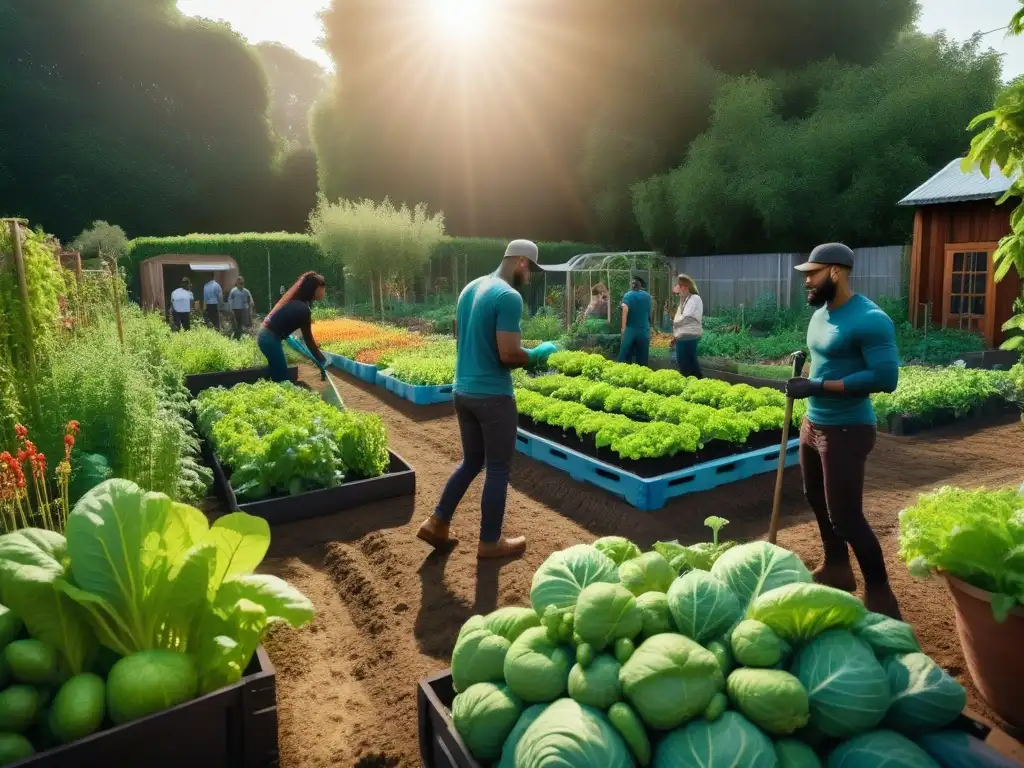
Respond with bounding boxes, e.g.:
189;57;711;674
942;242;999;345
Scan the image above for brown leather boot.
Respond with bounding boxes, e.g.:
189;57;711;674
416;516;455;550
478;536;527;560
812;562;857;593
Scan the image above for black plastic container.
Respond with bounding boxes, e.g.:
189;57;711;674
204;439;416;525
418;669;1011;768
184;366;299;397
13;647;278;768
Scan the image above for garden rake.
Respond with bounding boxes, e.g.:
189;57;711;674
768;350;806;545
284;335;345;410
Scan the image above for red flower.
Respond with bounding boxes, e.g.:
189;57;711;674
66;421;80;435
16;451;26;463
13;425;27;440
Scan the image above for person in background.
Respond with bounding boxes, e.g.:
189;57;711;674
619;275;652;365
786;243;901;619
228;276;255;339
581;283;609;322
203;277;224;331
258;272;327;382
170;277;194;332
672;274;704;378
417;239;557;560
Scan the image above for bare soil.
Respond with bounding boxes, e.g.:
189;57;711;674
258;364;1024;767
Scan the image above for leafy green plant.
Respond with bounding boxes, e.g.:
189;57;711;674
871;365;1015;424
196;381;389;500
899;485;1024;621
162;328;263;376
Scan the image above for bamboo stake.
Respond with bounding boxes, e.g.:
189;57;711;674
7;220;37;379
103;249;125;346
369;275;376;317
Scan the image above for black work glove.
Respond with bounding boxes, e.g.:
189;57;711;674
786;377;824;400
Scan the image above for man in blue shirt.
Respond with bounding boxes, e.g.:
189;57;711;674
417;240;556;559
785;243;901;618
203;277;224;331
619;276;652;365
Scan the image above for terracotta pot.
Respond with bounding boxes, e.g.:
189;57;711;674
945;573;1024;731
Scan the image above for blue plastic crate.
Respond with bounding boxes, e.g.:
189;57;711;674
326;352;378;384
376;371;454;405
515;429;800;511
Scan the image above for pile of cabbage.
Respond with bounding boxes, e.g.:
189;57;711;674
448;532;988;768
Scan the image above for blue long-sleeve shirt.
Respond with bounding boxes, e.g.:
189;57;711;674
806;294;899;426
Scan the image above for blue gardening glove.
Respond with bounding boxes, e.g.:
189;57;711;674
528;342;558;366
785;377;824;400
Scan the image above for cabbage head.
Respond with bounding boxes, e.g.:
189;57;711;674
620;552;676;596
730;619;783;668
710;541;811;610
568;654;622;710
666;569;741;644
853;613;920;659
827;730;941;768
451;616;512;693
574;583;643;650
503;627;573;703
776;738;823;768
452;682;523;762
636;592;675;639
530;545;620;618
619;633;724;730
485;607;542;643
594;536;642;566
497;698;634;768
749;583;865;644
653;711;776;768
792;630;890;738
883;653;965;734
726;668;810;735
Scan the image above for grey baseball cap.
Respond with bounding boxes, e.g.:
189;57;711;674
795;242;855;272
504;239;547;271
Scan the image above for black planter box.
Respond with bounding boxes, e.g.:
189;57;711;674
884;396;1021;436
517;415;784;479
14;647;277;768
184;366;299;397
204;438;416;525
418;669;1007;768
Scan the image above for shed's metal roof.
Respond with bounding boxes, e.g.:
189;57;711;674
897;158;1018;207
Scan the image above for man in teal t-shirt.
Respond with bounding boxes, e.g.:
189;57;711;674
619;276;652;365
417;240;557;561
786;243;901;619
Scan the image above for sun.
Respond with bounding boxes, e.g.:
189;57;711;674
430;0;491;41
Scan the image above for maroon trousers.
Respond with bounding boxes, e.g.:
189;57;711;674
799;420;890;587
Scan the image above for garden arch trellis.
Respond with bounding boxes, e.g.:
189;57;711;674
538;251;674;330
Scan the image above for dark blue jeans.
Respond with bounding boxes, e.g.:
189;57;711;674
435;393;517;543
257;327;290;382
675;337;703;378
618;328;650;366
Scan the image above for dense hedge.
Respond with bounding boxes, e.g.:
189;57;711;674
125;233;341;312
125;234;604;310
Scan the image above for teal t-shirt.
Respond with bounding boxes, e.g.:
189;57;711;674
622;290;652;332
454;274;524;397
806;294;900;426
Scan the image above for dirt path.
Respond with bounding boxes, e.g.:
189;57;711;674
260;364;1024;767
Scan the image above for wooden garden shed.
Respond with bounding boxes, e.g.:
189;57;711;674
898;158;1021;347
138;253;239;314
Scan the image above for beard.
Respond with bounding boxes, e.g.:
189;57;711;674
807;276;837;307
512;270;527;289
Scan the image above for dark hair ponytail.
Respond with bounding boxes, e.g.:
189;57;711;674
268;271;326;317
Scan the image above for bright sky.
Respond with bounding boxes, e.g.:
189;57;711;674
177;0;1024;78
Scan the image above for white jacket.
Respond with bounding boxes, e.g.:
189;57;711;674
672;294;703;339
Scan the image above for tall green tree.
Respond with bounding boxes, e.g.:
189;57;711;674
255;42;328;150
0;0;288;238
633;32;1002;254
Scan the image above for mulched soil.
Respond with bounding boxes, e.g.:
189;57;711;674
258;364;1024;767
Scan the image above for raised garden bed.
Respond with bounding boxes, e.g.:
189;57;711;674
882;396;1021;436
516;425;798;511
325;351;378;384
14;647;277;768
184;365;298;397
203;439;415;525
417;669;1013;768
376;370;454;405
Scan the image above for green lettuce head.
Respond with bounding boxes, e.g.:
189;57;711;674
593;536;642;566
666;569;741;644
619;552;676;597
573;583;643;651
530;545;620;618
452;682;523;763
497;698;634;768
